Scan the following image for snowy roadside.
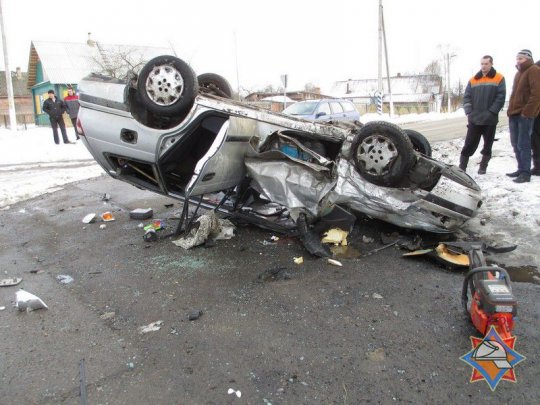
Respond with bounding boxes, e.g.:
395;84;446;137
0;127;104;208
0;118;538;267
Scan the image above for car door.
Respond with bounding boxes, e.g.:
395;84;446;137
340;101;360;121
329;101;346;121
315;102;332;121
185;120;248;196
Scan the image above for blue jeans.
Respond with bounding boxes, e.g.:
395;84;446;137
509;115;534;175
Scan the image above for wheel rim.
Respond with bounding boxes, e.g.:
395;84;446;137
145;64;184;106
356;134;398;175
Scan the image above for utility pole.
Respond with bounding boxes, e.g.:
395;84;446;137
444;51;456;112
377;0;383;115
234;32;240;100
381;4;394;117
0;0;17;130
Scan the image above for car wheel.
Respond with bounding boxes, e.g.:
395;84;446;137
137;55;198;117
351;121;416;187
404;129;432;157
198;73;233;98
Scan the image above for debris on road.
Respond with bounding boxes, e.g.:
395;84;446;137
403;243;469;268
101;193;111;202
144;219;163;231
227;388;241;398
372;293;384;299
82;213;96;224
172;212;235;249
100;312;116;320
321;228;348;246
0;277;22;287
101;211;115;221
138;320;164;334
293;256;303;265
15;290;48;312
0;306;5;311
56;274;74;284
257;267;291;282
129;208;153;220
143;228;158;242
327;258;343;267
188;310;203;321
362;235;375;243
99;224;107;230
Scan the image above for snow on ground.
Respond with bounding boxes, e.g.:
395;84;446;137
0;117;538;267
0;127;104;207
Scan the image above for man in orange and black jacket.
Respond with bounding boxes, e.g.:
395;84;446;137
459;55;506;174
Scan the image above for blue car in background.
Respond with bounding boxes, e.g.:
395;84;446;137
282;98;360;122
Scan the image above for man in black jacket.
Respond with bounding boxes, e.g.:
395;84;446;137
42;90;71;144
459;55;506;174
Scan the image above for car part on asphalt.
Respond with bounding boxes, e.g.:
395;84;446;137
188;310;203;321
78;54;483;237
82;213;96;224
0;277;22;287
462;246;517;340
15;289;48;312
129;208;154;220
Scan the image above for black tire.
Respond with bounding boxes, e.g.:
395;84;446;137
137;55;198;117
198;73;233;98
404;129;432;157
351;121;416;187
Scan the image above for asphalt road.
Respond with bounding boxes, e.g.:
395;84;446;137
405;115;509;143
1;176;538;404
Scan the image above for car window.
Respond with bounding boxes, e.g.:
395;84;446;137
330;102;344;114
317;103;331;115
341;102;356;112
282;101;317;115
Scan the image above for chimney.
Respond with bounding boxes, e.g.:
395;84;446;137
397;72;402;77
87;32;96;47
15;67;22;80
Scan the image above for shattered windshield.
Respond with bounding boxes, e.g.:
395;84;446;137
283;101;318;115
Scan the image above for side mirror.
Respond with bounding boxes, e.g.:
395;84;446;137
315;111;326;118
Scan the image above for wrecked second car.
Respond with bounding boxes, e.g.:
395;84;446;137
76;55;482;235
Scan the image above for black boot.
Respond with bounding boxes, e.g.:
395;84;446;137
478;155;490;175
513;173;531;183
459;155;469;171
531;158;540;176
506;170;520;178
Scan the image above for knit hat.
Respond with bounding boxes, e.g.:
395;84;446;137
517;49;533;60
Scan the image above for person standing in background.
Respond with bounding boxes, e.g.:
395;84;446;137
42;90;71;145
64;86;80;140
459;55;506;174
506;49;540;183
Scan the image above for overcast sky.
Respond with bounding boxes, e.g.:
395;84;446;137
2;0;539;93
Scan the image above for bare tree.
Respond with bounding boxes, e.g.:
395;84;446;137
424;59;442;76
304;82;317;92
92;44;147;78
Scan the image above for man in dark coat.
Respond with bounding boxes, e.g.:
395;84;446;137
531;59;540;175
42;90;71;144
459;55;506;174
506;49;540;183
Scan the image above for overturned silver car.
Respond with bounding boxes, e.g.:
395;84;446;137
76;55;482;236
